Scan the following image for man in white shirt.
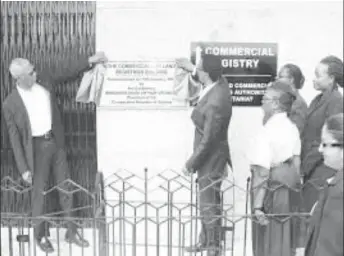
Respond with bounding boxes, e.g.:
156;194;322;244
3;53;106;253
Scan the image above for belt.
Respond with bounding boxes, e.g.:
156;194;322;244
33;130;54;140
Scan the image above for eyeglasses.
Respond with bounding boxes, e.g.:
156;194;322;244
321;142;343;148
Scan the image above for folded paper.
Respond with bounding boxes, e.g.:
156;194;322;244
76;64;106;105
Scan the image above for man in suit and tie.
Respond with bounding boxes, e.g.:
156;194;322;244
3;53;106;253
176;50;232;256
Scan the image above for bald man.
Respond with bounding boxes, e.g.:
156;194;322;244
3;53;106;253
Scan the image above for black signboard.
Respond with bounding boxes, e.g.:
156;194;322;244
191;42;278;106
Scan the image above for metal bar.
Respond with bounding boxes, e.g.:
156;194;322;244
93;197;97;256
9;226;14;256
178;210;182;256
27;220;32;256
189;178;193;256
81;226;85;256
122;182;127;256
57;225;60;256
194;180;199;256
112;206;116;256
243;177;251;256
119;191;123;256
132;208;137;256
167;182;172;256
221;190;227;256
156;209;160;256
33;232;37;256
144;168;148;256
18;221;24;256
182;224;186;256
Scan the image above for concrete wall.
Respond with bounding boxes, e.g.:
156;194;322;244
96;1;343;254
96;0;343;196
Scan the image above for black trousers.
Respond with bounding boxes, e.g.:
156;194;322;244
197;177;222;248
32;136;76;240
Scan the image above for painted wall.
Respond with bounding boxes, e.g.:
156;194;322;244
96;1;343;255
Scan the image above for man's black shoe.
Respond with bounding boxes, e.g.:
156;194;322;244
207;250;221;256
207;245;222;256
36;237;54;253
65;231;90;247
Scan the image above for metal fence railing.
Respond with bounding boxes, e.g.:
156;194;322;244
1;169;316;256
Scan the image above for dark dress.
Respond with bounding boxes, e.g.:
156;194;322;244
305;170;343;256
251;162;301;256
301;87;343;212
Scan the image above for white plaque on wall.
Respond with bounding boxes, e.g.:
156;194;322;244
98;60;189;109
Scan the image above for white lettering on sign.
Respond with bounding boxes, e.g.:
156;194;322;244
221;59;260;68
205;47;275;56
232;96;254;102
228;83;268;89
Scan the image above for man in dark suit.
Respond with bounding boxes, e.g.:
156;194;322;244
2;53;106;253
176;51;232;256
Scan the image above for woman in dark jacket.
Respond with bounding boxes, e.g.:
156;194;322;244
304;113;343;256
277;63;309;253
301;56;343;212
277;64;308;135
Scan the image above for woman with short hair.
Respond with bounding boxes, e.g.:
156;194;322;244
250;80;301;256
277;63;308;134
304;113;343;256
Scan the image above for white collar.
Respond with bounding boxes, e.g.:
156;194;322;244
327;176;335;183
264;112;288;126
17;83;37;93
198;81;217;101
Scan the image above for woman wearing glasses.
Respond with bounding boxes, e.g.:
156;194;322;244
250;80;301;256
303;113;343;256
301;56;343;213
277;64;308;135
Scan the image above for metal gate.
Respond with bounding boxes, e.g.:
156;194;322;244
1;168;312;256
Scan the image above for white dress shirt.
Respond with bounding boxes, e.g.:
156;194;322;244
17;83;52;136
198;82;216;102
191;67;217;102
249;112;301;170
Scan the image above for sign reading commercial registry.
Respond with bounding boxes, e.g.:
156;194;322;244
191;42;277;106
99;60;188;108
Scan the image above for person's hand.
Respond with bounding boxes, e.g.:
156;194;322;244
300;175;305;185
295;247;305;256
89;51;108;64
182;166;192;177
22;171;32;185
175;58;195;72
254;209;269;225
